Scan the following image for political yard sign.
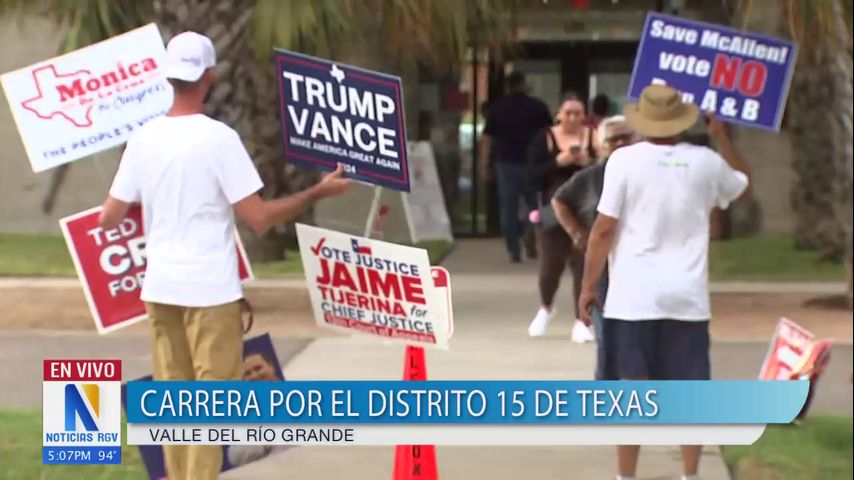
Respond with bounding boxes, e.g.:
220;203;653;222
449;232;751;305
275;50;410;191
759;318;826;381
1;23;172;172
59;206;253;334
122;334;286;479
431;266;454;340
296;224;448;349
628;13;797;131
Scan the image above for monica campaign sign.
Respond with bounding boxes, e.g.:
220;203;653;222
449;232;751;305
1;23;172;172
296;224;447;349
275;50;409;191
60;206;253;334
628;13;797;131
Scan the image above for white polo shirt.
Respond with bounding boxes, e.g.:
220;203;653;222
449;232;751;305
109;114;263;307
597;141;748;321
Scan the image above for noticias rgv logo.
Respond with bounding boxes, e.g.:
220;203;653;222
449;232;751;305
64;383;100;432
21;58;159;128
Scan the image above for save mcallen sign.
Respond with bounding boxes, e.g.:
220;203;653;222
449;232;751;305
1;23;172;172
628;13;796;131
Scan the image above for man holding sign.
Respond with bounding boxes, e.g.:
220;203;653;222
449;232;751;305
579;84;750;480
98;32;350;480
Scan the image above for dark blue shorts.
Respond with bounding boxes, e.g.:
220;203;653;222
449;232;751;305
604;318;710;380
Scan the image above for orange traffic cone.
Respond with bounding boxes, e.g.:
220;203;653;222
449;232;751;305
403;345;427;381
392;346;438;479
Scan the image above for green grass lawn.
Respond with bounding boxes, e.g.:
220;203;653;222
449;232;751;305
0;232;843;281
709;235;846;282
250;249;305;277
0;233;454;278
0;234;76;276
0;408;145;480
723;416;853;480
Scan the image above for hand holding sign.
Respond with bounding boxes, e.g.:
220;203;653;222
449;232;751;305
705;113;729;141
315;163;352;198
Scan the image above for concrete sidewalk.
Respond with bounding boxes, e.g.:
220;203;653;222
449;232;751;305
223;336;731;480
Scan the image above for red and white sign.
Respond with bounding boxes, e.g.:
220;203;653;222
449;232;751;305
759;318;819;380
59;206;253;334
431;266;454;339
296;223;449;349
1;23;172;172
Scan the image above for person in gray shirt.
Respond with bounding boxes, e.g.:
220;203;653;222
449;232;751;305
551;115;636;379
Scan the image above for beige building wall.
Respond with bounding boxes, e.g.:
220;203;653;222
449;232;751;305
1;16;119;235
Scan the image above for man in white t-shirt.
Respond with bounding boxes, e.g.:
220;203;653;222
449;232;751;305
578;85;750;480
98;32;350;480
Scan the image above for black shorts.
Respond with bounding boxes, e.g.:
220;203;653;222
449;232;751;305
604;318;710;380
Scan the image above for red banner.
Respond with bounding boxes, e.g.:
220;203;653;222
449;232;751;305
60;206;253;334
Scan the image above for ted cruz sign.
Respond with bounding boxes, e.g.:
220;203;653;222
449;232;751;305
275;50;410;191
628;13;797;131
59;206;253;333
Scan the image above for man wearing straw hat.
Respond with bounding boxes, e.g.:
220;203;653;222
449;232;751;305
578;84;751;480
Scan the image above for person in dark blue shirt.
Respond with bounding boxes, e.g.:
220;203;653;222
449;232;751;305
479;72;552;262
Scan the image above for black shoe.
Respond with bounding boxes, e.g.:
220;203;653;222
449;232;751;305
510;253;522;263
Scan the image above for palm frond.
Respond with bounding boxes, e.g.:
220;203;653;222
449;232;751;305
254;0;355;60
1;0;153;52
252;0;517;70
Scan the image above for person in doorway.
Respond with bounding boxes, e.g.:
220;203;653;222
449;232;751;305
479;71;552;262
99;32;351;480
526;92;599;337
551;115;636;379
579;84;751;480
586;93;611;129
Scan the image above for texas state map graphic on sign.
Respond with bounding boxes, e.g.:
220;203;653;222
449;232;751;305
21;65;96;128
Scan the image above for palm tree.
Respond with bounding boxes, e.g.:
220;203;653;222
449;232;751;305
730;0;853;302
1;0;514;260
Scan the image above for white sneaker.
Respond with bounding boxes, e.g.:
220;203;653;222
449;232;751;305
571;320;595;343
528;307;555;337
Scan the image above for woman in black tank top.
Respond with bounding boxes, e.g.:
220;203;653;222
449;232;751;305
526;93;599;336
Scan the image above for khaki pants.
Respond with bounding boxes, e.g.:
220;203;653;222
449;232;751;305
145;301;243;480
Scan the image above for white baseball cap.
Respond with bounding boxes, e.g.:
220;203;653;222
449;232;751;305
163;31;216;82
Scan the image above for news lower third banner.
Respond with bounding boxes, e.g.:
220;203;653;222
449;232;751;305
126;380;807;446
